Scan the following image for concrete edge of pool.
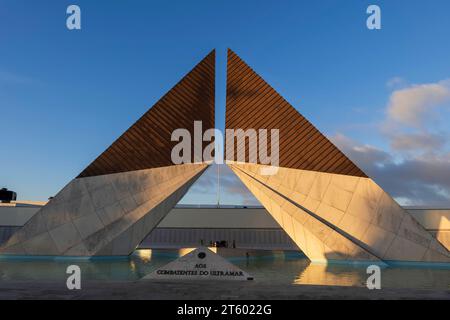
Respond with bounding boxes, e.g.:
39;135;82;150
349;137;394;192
0;279;449;300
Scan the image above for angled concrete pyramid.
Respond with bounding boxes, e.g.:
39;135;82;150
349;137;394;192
225;49;449;263
145;247;253;281
0;50;216;256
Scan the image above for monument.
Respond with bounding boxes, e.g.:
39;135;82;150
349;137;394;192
1;49;448;265
145;247;253;281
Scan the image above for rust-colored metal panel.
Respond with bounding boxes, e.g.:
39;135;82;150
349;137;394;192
78;50;215;177
225;49;367;177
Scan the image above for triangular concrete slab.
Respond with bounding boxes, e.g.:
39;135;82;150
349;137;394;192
144;247;253;281
225;49;366;177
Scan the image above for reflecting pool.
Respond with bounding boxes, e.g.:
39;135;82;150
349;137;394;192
0;249;449;290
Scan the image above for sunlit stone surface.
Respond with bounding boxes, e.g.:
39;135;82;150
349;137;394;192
229;162;450;263
0;164;207;256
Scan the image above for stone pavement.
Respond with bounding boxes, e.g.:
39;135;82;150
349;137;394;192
0;280;449;300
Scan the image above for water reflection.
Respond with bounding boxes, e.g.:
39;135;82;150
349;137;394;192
295;262;450;289
230;252;450;289
136;249;152;263
178;248;196;256
296;263;365;287
0;249;449;290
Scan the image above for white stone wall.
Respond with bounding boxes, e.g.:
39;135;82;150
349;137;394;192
0;206;40;226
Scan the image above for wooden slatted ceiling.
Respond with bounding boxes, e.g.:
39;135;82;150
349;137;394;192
78;50;215;178
225;49;367;177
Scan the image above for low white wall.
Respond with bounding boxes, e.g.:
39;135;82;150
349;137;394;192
0;206;40;226
407;208;450;250
157;208;280;229
1;205;449;231
407;209;450;230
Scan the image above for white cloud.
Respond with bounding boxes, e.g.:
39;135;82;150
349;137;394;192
332;134;391;168
331;134;450;206
386;79;450;128
331;78;450;206
389;132;446;152
386;76;406;89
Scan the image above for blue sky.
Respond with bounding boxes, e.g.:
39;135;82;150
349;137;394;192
1;1;450;206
